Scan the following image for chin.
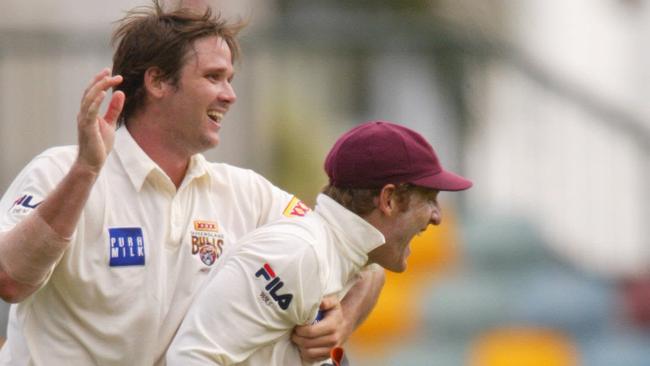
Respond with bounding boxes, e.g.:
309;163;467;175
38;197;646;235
384;262;407;273
202;134;220;149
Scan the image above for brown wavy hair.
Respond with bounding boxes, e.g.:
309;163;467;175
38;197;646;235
111;0;245;126
322;183;426;216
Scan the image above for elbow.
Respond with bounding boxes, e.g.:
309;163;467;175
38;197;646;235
0;272;33;303
0;288;25;304
0;286;31;304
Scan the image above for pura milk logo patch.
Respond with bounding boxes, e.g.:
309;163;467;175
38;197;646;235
108;227;145;266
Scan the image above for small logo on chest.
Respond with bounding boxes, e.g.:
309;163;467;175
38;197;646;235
108;227;145;266
190;220;224;266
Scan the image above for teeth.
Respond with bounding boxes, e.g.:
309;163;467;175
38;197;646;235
207;111;223;122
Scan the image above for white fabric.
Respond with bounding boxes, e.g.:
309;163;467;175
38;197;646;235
0;212;69;286
0;127;295;366
167;194;386;366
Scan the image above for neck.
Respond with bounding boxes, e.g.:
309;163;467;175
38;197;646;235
126;116;191;189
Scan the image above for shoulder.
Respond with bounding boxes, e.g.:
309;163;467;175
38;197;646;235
0;145;76;228
204;162;280;194
237;218;321;256
205;162;266;184
235;215;327;279
203;162;296;225
28;145;77;173
5;145;77;188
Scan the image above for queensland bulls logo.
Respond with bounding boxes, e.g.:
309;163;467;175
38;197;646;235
190;220;224;266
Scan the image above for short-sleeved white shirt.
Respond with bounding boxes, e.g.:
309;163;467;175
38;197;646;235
167;194;385;366
0;127;299;366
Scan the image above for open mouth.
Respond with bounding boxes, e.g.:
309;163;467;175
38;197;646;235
207;110;223;123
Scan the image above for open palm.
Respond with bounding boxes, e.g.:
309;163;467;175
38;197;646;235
76;68;125;174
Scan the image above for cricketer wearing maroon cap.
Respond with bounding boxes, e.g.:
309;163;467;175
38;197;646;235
325;120;472;191
324;120;472;273
168;119;471;365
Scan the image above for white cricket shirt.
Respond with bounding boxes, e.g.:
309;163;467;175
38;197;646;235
167;194;385;365
0;127;300;366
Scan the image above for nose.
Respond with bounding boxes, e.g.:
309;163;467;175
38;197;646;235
219;81;237;105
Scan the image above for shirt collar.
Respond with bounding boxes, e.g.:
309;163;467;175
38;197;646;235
114;127;211;191
314;193;385;267
182;153;211;188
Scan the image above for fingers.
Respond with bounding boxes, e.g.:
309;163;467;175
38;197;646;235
292;308;342;346
293;321;331;338
103;90;126;126
86;91;107;124
320;295;340;311
79;70;123;127
82;68;111;101
292;329;334;362
293;316;336;338
292;330;339;349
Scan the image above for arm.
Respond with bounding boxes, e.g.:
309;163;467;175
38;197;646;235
291;266;385;362
0;68;124;302
167;234;322;365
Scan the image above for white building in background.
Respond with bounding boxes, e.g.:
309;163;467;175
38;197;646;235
465;0;649;276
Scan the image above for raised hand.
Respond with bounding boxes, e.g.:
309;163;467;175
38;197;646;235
76;68;125;174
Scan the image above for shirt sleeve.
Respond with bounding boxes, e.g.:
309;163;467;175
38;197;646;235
167;228;322;366
0;149;73;289
0;148;71;232
246;169;312;227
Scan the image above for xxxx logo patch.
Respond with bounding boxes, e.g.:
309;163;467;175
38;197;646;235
282;197;311;218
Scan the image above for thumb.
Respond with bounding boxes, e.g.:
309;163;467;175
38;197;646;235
319;295;340;311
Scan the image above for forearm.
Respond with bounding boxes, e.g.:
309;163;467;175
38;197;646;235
0;161;98;302
340;266;385;332
37;160;98;238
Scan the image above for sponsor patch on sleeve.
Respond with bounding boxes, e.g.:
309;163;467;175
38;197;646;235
8;194;42;215
282;196;311;218
109;227;145;267
255;262;293;310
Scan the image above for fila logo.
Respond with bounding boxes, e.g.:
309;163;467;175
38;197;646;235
255;263;293;310
12;195;41;209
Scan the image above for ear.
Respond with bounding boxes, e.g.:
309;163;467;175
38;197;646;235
143;66;168;99
376;184;398;216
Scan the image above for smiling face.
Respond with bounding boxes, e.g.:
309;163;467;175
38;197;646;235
158;35;237;155
367;187;441;272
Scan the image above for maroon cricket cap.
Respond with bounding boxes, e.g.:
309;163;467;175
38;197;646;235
324;121;472;191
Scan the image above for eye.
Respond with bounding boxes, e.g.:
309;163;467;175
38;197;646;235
206;73;234;84
426;191;439;205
